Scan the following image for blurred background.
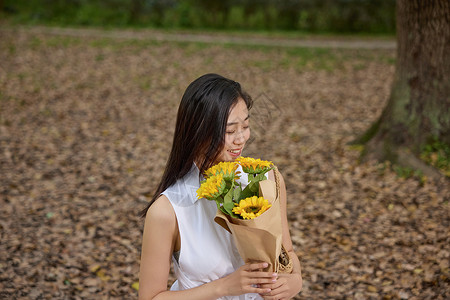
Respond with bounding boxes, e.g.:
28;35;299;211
1;1;449;300
2;0;395;34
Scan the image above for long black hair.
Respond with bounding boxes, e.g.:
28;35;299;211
141;73;253;216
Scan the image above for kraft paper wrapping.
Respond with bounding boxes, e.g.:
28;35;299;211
214;179;287;272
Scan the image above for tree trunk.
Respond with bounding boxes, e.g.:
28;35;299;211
357;0;450;179
129;0;144;24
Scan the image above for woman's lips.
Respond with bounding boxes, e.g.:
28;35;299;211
228;149;242;157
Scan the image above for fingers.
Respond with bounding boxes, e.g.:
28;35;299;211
259;276;290;299
251;286;272;295
245;262;270;271
252;276;278;285
246;272;278;283
243;263;277;276
260;278;283;290
239;263;278;294
245;262;276;274
238;281;274;295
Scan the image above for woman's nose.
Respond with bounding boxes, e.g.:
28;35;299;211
234;131;245;144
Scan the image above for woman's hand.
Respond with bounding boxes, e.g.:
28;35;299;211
259;272;302;300
217;262;278;297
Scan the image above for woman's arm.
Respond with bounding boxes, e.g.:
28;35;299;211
260;170;303;300
138;195;178;299
138;195;278;300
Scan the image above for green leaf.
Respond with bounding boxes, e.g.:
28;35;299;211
223;201;235;215
240;185;255;199
242;175;262;195
250;172;270;184
219;205;228;215
233;185;242;203
240;169;272;199
215;200;221;210
223;187;235;215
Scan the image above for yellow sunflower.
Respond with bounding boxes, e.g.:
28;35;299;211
236;157;273;174
197;174;226;200
232;196;272;219
204;161;240;181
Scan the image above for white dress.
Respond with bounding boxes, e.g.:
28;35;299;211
162;164;263;300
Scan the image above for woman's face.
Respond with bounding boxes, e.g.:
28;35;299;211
215;98;250;163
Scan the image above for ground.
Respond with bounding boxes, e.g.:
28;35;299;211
0;26;448;299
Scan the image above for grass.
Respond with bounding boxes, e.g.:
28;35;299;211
420;137;450;177
2;26;396;76
140;26;396;41
1;15;396;40
1;21;396;63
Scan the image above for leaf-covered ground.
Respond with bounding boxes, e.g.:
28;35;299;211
0;28;448;299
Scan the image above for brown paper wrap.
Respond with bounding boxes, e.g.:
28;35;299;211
214;178;292;273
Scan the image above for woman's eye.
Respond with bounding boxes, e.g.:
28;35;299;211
226;131;235;134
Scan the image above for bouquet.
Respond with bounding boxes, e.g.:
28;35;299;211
197;157;292;273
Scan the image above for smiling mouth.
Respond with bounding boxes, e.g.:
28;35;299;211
228;149;242;156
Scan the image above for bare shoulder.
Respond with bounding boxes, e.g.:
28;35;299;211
142;194;178;249
145;195;176;225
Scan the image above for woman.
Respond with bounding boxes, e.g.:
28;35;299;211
139;73;302;300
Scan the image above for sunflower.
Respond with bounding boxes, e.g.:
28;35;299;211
204;161;240;181
232;196;272;219
236;157;273;174
197;174;226;201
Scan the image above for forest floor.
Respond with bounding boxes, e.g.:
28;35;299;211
0;26;448;299
2;25;396;50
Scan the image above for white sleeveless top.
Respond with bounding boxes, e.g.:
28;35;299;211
162;164;263;300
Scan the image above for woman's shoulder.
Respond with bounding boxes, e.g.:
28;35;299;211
142;195;179;258
146;195;176;224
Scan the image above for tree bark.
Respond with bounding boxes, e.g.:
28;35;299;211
357;0;450;179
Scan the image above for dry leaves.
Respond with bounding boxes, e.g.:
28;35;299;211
0;28;449;299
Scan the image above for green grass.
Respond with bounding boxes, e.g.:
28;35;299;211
420;137;450;177
3;28;395;75
143;26;395;40
393;165;424;179
1;8;396;38
1;23;395;78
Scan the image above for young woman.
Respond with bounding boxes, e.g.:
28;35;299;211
139;73;302;300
